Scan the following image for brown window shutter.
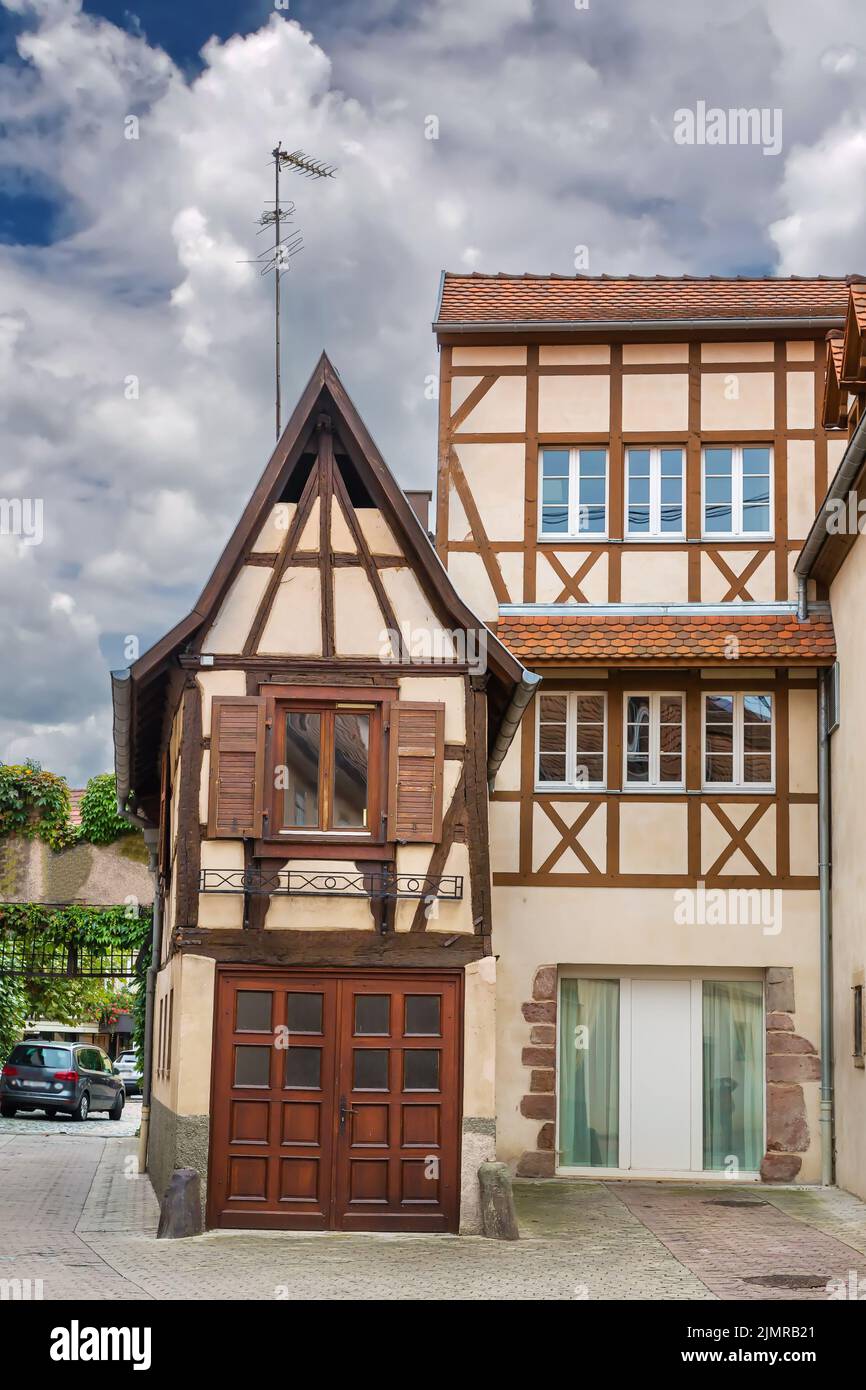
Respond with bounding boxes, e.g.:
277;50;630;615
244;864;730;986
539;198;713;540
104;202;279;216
386;702;445;843
208;696;267;838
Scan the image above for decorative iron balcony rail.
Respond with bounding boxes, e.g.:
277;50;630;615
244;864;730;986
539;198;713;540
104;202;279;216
199;868;463;901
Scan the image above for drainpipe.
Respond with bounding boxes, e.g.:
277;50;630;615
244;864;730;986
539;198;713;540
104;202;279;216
797;574;808;623
487;670;542;791
137;828;161;1175
818;670;834;1186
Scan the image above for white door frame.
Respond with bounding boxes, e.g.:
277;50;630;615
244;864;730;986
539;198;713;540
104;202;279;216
555;967;765;1181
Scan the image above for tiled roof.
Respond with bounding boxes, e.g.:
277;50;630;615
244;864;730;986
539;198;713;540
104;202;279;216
436;273;852;326
496;612;835;665
850;283;866;334
827;331;845;381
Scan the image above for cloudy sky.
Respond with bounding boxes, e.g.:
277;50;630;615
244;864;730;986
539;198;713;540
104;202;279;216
1;0;865;784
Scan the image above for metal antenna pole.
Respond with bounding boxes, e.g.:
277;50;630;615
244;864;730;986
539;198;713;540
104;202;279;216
240;144;336;444
274;142;282;441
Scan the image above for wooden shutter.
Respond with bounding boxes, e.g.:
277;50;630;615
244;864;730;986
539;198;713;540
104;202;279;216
386;702;445;843
208;696;267;838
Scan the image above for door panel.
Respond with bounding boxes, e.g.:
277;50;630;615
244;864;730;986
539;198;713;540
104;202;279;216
208;969;462;1232
332;977;460;1231
630;978;692;1170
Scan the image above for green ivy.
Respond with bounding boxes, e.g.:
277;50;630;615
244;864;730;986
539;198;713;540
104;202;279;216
0;761;74;850
0;904;152;1064
78;772;135;845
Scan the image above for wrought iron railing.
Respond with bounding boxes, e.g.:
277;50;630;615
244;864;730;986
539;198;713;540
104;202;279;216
199;867;463;901
0;936;141;979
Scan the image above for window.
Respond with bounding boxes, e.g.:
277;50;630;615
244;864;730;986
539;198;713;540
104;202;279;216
702;445;772;537
626;447;684;536
854;985;864;1067
539;448;607;537
536;692;606;789
624;693;684;787
275;702;377;835
703;693;774;788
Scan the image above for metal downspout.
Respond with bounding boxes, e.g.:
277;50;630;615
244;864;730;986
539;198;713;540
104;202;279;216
818;671;834;1186
138;829;161;1175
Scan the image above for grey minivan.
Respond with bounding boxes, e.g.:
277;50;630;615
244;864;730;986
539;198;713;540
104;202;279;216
0;1042;125;1121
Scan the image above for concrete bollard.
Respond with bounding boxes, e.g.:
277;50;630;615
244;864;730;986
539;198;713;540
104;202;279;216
478;1161;519;1240
156;1167;203;1239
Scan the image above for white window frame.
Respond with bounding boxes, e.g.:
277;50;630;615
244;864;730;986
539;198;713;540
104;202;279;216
555;968;766;1179
701;444;774;540
624;446;685;539
538;447;609;540
701;691;775;791
535;690;607;791
622;691;686;790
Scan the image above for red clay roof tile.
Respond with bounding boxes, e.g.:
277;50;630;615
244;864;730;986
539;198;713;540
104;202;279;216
437;274;851;326
496;612;835;665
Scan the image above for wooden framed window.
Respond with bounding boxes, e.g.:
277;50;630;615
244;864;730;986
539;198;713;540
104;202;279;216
536;691;606;790
272;699;382;837
625;446;685;537
209;688;446;848
702;445;773;538
623;692;685;788
702;693;774;790
539;447;608;538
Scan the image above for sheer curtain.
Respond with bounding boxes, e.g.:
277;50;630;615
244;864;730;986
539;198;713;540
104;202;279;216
559;978;620;1167
702;980;764;1171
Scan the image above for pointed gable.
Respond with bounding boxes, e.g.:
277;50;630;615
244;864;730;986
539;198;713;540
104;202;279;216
116;353;528;815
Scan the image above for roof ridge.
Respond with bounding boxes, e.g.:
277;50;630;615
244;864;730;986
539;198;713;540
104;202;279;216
445;271;854;284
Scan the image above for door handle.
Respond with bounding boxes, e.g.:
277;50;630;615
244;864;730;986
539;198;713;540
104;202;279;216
339;1096;360;1133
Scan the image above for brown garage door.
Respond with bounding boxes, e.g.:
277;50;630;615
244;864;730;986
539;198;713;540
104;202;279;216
208;968;462;1232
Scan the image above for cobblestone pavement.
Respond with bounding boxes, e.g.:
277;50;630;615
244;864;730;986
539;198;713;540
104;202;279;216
0;1096;142;1139
2;1130;866;1300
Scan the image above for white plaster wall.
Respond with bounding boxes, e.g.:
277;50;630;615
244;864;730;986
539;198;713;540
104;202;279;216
787;372;815;430
492;885;821;1180
620;549;689;603
333;566;390;657
828;531;866;1198
202;566;271;655
539;345;609;365
787;440;817;540
538;374;610;432
622;373;689;431
257;567;322;654
700;372;775;430
459;375;526;434
451;444;526;542
252;503;296;553
452;346;526;365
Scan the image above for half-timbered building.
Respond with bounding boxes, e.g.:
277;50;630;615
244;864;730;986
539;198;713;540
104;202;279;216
433;273;849;1185
112;353;532;1233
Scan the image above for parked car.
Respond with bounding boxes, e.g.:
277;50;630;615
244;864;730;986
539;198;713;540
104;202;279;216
113;1050;142;1096
0;1042;125;1121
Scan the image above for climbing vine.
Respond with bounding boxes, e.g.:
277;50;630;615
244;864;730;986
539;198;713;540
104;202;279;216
0;761;74;849
0;904;152;1064
78;772;136;845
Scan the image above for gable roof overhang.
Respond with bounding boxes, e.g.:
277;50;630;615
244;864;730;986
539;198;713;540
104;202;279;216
795;402;866;589
113;353;534;821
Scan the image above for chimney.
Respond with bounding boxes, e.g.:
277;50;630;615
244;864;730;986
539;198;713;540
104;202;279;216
405;490;432;532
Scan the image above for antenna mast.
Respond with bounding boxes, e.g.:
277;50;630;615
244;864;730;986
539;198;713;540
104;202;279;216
248;143;337;442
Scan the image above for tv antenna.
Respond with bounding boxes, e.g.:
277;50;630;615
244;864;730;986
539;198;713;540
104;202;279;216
243;142;337;441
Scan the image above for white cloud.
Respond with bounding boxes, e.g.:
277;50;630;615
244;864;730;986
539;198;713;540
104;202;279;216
1;0;866;780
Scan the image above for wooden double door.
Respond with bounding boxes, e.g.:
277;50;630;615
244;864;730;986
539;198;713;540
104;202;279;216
208;968;462;1232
